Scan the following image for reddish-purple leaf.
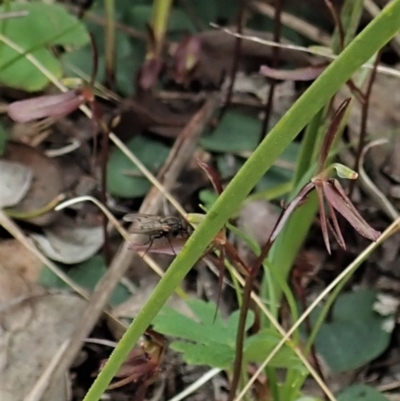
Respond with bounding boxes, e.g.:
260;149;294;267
315;183;331;254
139;58;163;90
173;35;202;84
323;180;381;241
8;90;84;123
325;188;346;249
198;158;224;195
270;182;315;242
259;64;327;81
318;98;351;173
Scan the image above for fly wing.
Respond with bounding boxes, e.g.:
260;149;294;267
123;213;162;234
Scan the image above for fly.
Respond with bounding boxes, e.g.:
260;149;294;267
123;213;188;255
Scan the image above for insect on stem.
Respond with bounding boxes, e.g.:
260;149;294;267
123;213;190;255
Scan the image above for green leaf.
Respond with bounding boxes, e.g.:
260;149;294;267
0;123;9;156
337;385;389;401
244;329;305;371
38;255;130;306
215;0;239;22
187;0;217;25
311;289;392;373
63;34;145;96
171;341;235;368
152;299;254;368
0;3;89;91
107;136;170;198
201;111;261;153
199;189;219;209
130;6;195;34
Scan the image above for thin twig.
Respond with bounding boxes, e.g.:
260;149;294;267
249;1;331;45
259;0;284;141
218;0;246;121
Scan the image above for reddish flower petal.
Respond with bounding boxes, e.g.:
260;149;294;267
139;58;163;90
326;195;346;249
270;182;315;242
315;184;331;254
173;35;202;84
323;180;381;241
198;159;223;195
8;91;84;123
259;64;327;81
318;98;350;173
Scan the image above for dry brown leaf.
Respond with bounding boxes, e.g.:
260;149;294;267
0;239;43;283
3;142;64;226
31;217;104;264
0;293;86;401
0;160;32;208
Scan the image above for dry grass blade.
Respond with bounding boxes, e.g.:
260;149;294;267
210;24;400;79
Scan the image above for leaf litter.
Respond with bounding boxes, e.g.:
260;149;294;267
1;1;400;401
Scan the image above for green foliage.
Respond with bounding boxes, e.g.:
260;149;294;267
337;385;389;401
106;136;169;198
244;328;305;371
130;5;196;34
0;123;9;155
38;255;130;307
186;0;217;25
310;289;392;373
153;299;252;368
62;2;146;97
153;299;304;371
200;111;261;153
0;2;89;91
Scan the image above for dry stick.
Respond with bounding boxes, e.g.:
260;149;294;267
352;51;381;179
218;0;246;121
259;0;283;142
51;96;220;383
23;341;70;401
249;0;331;45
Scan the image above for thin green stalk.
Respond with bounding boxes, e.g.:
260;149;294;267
83;4;400;400
151;0;172;55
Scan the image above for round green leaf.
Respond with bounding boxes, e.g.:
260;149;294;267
201;111;261;153
38;255;130;306
337;385;389;401
107;136;170;198
63;34;145;96
244;329;305;371
187;0;217;25
0;3;89;91
311;289;392;373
